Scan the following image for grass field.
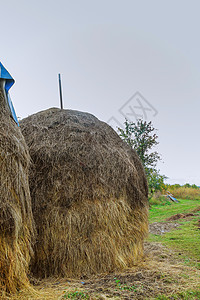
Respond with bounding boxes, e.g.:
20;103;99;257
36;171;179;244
149;198;200;223
149;199;200;269
4;198;200;300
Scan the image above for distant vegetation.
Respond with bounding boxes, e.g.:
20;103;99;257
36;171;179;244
118;119;200;203
149;183;200;206
167;183;200;200
118;119;166;198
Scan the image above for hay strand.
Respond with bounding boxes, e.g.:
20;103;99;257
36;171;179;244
0;89;34;293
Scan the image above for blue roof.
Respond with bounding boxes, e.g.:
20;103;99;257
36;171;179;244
0;62;19;126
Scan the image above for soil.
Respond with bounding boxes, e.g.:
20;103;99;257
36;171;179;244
149;222;181;235
192;206;200;213
166;213;195;221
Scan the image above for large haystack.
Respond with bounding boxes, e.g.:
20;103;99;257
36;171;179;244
0;90;34;293
21;108;149;278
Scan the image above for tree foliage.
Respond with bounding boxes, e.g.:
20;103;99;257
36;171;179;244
118;119;166;195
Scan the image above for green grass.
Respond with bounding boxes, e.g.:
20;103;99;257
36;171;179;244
149;199;200;223
149;198;200;269
62;291;89;299
114;278;139;292
153;289;200;299
149;219;200;267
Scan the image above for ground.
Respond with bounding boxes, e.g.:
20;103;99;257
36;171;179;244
3;199;200;300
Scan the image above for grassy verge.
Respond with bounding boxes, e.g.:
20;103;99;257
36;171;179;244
149;198;200;269
149;198;200;298
149;199;200;223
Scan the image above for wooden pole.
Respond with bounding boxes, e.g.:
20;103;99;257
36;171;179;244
58;73;63;109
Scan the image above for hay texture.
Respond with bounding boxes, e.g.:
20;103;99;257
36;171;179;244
0;90;34;293
20;108;149;278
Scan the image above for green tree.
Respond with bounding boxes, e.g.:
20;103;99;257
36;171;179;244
184;183;191;188
118;119;166;195
118;119;161;174
147;170;167;196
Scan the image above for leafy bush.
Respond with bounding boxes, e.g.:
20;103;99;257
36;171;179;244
149;191;170;206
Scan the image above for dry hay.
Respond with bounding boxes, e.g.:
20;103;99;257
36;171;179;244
0;89;34;293
20;108;149;279
6;242;200;299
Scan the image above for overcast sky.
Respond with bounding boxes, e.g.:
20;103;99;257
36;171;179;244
1;0;200;185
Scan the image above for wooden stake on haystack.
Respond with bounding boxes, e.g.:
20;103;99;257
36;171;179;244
58;73;63;109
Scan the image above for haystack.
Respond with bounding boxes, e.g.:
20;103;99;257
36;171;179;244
20;108;149;278
0;89;34;293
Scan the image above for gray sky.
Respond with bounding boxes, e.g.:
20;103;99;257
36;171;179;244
1;0;200;185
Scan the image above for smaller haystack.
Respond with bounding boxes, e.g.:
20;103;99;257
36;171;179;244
0;89;34;293
21;108;149;279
